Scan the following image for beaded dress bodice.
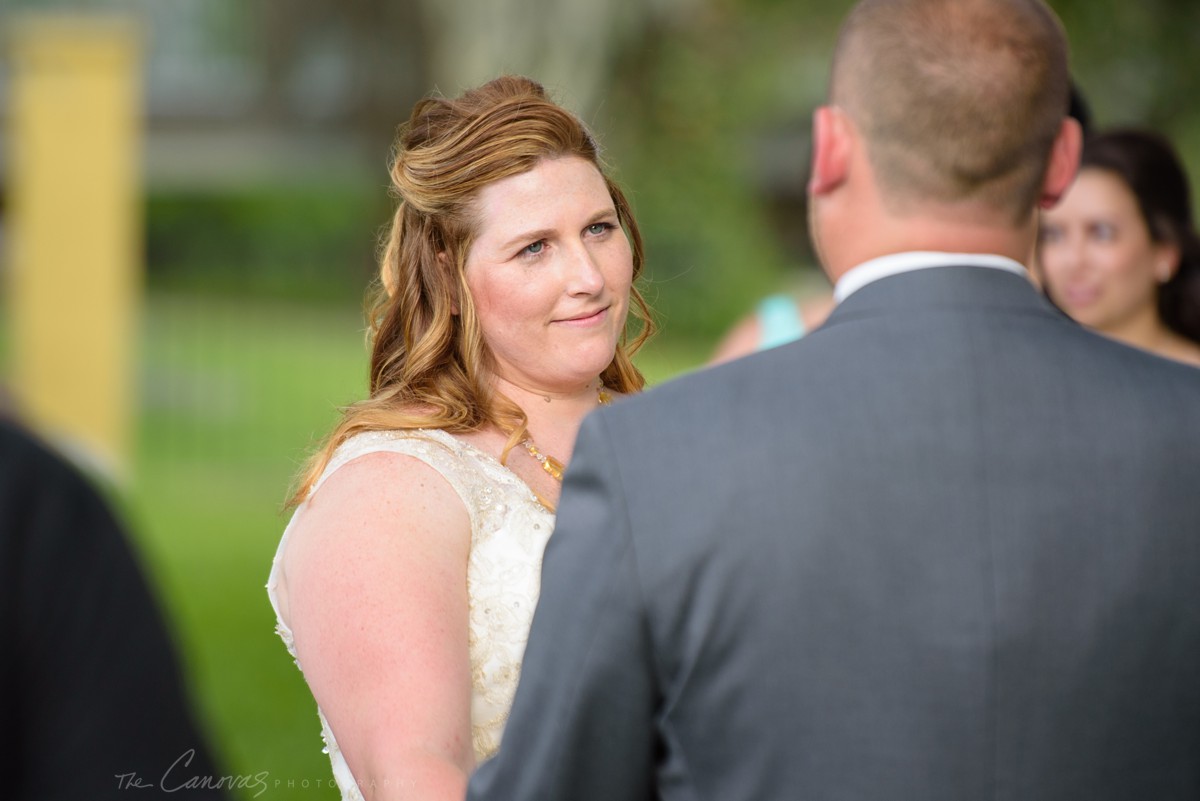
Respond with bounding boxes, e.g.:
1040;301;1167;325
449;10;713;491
266;429;554;800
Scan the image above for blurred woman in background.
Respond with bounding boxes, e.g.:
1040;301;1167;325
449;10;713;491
1038;128;1200;366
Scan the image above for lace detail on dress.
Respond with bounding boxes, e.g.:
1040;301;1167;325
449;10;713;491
266;428;554;799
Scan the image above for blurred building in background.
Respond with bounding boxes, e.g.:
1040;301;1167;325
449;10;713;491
4;14;141;476
0;0;701;192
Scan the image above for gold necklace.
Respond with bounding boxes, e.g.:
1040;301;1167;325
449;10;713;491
522;385;612;482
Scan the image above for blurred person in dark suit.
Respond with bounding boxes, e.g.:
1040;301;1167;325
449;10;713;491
0;418;227;799
467;1;1200;799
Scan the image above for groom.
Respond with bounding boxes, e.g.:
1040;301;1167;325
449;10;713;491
469;0;1200;798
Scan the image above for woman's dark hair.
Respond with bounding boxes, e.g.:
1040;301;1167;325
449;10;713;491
1068;81;1092;134
1082;128;1200;344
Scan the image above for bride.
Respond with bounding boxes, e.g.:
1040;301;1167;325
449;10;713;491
266;75;654;800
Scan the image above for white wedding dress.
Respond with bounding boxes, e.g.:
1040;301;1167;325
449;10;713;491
266;428;555;801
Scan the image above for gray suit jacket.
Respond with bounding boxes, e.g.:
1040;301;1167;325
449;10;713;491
467;265;1200;801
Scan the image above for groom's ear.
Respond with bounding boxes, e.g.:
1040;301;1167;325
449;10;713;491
809;105;852;197
1038;117;1082;209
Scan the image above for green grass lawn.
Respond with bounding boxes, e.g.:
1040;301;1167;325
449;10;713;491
126;292;712;799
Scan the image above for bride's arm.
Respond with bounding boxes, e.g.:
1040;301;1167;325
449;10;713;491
283;451;475;800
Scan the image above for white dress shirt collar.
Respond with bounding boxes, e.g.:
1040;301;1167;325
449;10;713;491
833;251;1030;303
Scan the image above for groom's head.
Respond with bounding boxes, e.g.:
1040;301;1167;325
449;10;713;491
834;0;1069;219
808;0;1079;275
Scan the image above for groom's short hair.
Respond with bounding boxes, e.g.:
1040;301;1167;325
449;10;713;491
830;0;1070;222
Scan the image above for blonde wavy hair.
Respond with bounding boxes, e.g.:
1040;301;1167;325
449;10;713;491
289;75;655;507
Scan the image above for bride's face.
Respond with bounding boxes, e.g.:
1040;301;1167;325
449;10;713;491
463;156;633;396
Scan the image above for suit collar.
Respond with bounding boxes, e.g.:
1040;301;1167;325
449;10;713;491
823;262;1064;327
833;251;1029;302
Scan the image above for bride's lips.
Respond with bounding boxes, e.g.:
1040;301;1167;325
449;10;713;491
554;306;609;327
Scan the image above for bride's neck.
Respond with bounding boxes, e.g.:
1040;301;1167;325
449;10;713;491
493;376;607;462
495;377;605;421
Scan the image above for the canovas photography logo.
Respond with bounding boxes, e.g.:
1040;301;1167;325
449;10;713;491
115;749;273;796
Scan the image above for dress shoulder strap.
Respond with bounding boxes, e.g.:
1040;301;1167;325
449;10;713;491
312;429;483;528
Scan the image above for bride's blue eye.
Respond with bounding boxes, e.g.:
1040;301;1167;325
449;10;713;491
587;223;612;236
523;240;545;255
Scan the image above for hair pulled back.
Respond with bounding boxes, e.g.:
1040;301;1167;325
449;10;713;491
290;76;654;505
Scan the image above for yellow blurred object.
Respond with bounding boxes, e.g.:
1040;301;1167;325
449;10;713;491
4;15;142;480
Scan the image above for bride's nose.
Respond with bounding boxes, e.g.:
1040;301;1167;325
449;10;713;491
564;244;605;296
